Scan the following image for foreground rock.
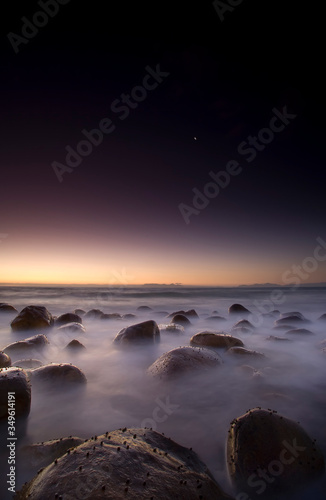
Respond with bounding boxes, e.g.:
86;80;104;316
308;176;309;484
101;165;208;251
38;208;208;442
11;305;54;331
16;428;234;500
148;346;222;379
0;351;11;368
227;408;325;499
3;334;49;358
0;367;31;419
20;436;84;470
29;363;87;387
229;303;250;315
55;312;83;326
190;332;244;349
113;320;160;345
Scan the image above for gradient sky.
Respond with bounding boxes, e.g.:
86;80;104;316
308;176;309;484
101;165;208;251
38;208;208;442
1;1;325;285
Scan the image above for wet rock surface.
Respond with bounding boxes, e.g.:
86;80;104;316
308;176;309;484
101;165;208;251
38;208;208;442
190;331;244;348
29;363;87;387
10;306;54;331
0;367;31;419
113;320;160;345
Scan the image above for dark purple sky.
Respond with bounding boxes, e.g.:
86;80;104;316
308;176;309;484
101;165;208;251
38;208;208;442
1;1;325;285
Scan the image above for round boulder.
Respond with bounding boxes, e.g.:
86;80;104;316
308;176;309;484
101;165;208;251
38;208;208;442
228;303;251;315
190;332;244;349
84;309;103;319
55;313;83;326
170;314;191;327
0;303;18;313
16;428;234;500
0;351;11;368
227;408;325;499
113;320;160;345
57;322;86;334
0;367;31;419
30;363;87;387
3;334;49;358
148;346;222;379
65;339;86;351
11;305;54;331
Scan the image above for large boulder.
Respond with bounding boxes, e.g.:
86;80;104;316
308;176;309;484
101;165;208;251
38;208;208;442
55;313;83;326
16;428;234;500
3;334;49;358
0;367;31;419
11;306;54;331
113;320;160;345
228;304;251;315
190;332;244;349
148;346;222;379
227;408;325;499
30;363;87;387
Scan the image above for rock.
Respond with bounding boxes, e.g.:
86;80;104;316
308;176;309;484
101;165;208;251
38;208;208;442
11;305;54;331
190;332;244;349
159;323;185;334
57;322;86;333
285;328;314;336
20;436;84;470
168;309;199;318
30;363;87;387
0;367;31;419
100;313;122;320
15;428;234;500
206;315;227;321
14;359;43;369
280;311;306;320
232;319;255;330
55;313;83;326
226;347;266;358
84;309;104;319
266;335;292;342
3;334;49;358
228;303;251;315
122;313;137;320
274;316;309;327
0;351;11;368
147;346;222;379
272;324;295;331
170;314;192;327
113;320;160;345
136;305;152;311
74;309;86;316
227;408;325;499
65;340;86;351
318;313;326;321
0;303;18;313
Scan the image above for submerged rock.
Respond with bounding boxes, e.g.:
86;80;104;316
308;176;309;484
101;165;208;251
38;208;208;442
168;309;199;318
275;316;309;327
0;367;31;419
227;408;325;499
148;346;222;379
232;319;255;330
226;347;266;358
122;313;137;320
11;305;54;331
0;303;18;313
0;351;11;368
206;315;227;322
30;363;87;387
190;332;244;349
56;322;86;333
113;320;160;345
16;428;234;500
55;313;83;326
170;314;192;327
100;313;122;320
65;339;86;351
84;309;103;319
136;305;152;311
3;334;49;357
228;303;250;315
14;359;43;369
74;309;86;316
285;328;314;336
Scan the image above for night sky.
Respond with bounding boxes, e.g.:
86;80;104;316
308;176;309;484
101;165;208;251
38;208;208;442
1;0;325;285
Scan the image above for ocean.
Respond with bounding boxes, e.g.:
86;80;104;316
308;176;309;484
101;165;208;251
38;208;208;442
0;284;325;499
